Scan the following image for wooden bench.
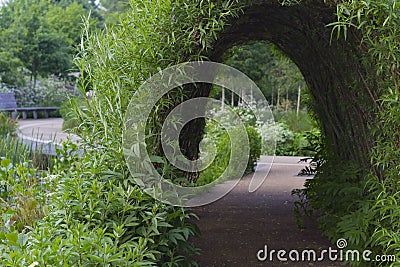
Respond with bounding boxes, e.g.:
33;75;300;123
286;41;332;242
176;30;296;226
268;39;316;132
0;92;60;119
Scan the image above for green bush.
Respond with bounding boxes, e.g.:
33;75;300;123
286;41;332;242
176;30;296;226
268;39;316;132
196;114;262;186
197;130;230;186
0;157;55;267
1;143;198;266
0;157;58;266
0;76;70;108
60;97;86;131
277;128;321;156
294;127;400;266
246;125;262;173
257;117;320;156
0;158;51;230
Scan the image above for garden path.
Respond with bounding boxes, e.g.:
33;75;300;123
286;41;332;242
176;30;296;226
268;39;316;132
192;156;346;266
17;118;79;155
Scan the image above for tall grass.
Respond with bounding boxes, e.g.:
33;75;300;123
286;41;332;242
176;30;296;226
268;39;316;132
0;134;30;162
0;112;17;136
0;113;53;169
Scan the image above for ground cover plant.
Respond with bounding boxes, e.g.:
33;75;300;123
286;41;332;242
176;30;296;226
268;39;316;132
0;111;55;266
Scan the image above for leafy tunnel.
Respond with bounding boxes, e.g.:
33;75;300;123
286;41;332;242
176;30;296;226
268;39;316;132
182;1;376;173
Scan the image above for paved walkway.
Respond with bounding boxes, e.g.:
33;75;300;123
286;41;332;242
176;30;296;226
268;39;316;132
192;156;345;266
17;118;78;154
17;118;78;144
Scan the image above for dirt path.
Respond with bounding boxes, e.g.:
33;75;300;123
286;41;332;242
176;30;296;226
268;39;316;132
191;156;345;266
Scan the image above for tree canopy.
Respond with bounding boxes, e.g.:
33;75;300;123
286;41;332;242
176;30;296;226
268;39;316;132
0;0;87;86
0;0;128;87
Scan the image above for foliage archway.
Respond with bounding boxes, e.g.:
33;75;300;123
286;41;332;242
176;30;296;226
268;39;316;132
2;0;398;266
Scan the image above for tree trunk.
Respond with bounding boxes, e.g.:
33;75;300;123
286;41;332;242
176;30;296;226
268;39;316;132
285;87;289;113
271;85;274;109
296;84;301;116
276;86;280;111
221;87;225;110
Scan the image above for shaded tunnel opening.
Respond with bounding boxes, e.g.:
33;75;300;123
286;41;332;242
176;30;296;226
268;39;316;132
181;1;374;174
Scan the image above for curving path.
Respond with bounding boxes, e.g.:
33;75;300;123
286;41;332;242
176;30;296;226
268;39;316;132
17;118;79;155
192;156;346;266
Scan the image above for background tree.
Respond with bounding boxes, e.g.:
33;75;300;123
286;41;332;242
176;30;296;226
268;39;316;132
98;0;129;25
0;0;86;87
0;52;24;86
222;41;307;111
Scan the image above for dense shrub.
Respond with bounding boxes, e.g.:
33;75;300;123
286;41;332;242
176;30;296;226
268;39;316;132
0;143;198;266
0;157;55;266
0;158;50;229
246;125;262;173
274;110;314;133
197;123;262;186
196;106;262;186
0;76;72;107
196;106;316;187
257;118;316;156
